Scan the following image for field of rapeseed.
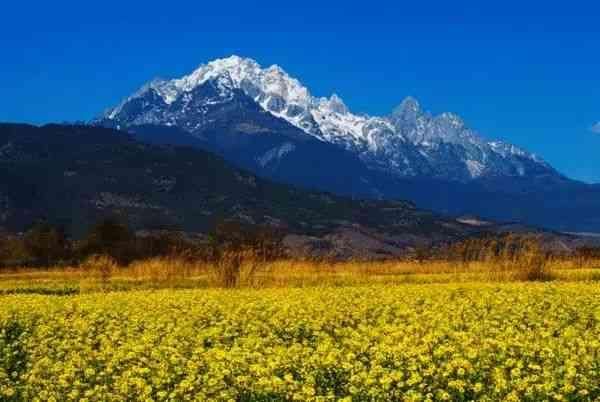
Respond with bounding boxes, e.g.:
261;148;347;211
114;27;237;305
0;284;599;401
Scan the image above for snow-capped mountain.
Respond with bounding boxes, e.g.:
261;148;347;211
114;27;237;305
98;55;559;183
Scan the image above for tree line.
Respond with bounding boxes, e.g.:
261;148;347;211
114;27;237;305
0;218;285;268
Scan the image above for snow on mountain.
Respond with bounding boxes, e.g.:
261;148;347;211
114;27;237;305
101;55;557;181
257;142;296;167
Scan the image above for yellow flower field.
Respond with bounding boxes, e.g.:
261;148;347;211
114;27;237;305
1;284;599;401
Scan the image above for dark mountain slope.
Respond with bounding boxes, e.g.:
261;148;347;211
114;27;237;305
120;121;600;233
0;124;473;248
99;80;382;198
93;56;600;233
363;175;600;233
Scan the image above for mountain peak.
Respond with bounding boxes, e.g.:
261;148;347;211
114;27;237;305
203;55;259;70
392;96;422;120
98;56;558;183
180;55;260;92
320;94;349;115
436;112;465;130
399;96;421;111
265;64;285;74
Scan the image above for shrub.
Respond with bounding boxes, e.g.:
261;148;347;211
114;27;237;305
210;249;265;288
444;234;554;282
23;222;69;266
80;254;119;285
513;239;554;282
206;220;285;288
78;217;135;265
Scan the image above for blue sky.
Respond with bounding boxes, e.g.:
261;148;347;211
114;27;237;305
1;0;599;182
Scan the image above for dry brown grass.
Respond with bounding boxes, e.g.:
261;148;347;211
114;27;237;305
0;254;598;294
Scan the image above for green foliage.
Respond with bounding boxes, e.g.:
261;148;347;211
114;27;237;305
0;216;286;272
0;223;69;267
0;235;31;267
78;217;135;265
23;222;69;266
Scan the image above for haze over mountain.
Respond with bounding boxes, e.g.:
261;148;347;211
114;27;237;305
95;56;600;233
